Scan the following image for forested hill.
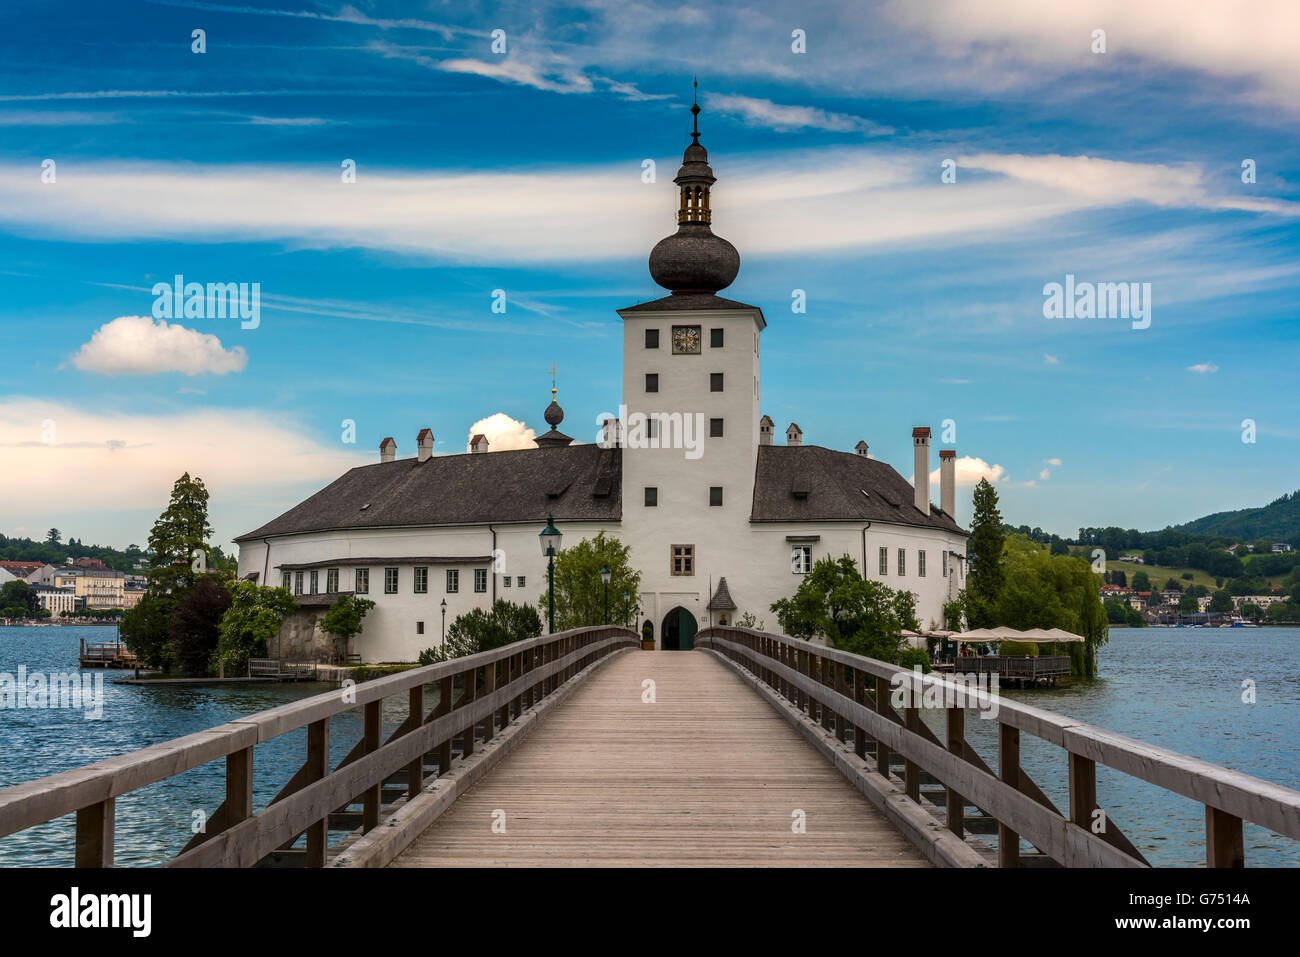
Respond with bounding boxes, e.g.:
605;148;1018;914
1172;491;1300;542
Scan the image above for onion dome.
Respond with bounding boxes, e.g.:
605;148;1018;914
648;83;740;295
535;386;573;448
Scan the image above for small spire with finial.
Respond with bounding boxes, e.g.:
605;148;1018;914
691;76;700;141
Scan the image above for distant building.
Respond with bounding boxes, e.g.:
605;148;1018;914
1118;554;1144;564
32;585;77;617
1273;543;1292;553
0;560;44;579
53;567;126;609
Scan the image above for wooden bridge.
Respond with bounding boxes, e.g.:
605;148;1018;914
1;625;1297;868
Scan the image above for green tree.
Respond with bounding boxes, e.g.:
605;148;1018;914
120;592;177;670
1240;602;1262;620
168;576;232;676
146;472;214;595
1208;590;1234;614
993;536;1109;678
422;599;543;663
966;478;1005;628
215;581;299;673
769;555;919;662
0;580;40;617
1131;570;1151;592
319;594;376;658
1163;577;1183;592
1178;593;1199;614
538;531;641;630
45;528;61;546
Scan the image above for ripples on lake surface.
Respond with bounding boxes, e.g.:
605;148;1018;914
0;625;1296;866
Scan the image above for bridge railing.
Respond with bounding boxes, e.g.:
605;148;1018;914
697;626;1300;867
0;625;637;867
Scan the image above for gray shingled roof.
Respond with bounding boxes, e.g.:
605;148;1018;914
619;293;764;314
750;445;965;534
236;445;621;541
708;577;737;611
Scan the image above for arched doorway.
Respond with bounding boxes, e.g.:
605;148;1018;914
660;606;697;651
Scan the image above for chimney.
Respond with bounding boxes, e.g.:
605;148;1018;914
786;422;802;446
759;415;774;446
855;440;869;457
939;449;956;519
417;428;434;462
601;417;621;448
912;427;931;515
470;433;489;454
379;436;396;463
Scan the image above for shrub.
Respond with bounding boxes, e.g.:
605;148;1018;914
998;640;1038;657
896;647;931;673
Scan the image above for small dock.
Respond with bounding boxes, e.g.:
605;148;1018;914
78;639;138;669
955;654;1071;687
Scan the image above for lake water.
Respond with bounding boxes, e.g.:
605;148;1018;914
0;624;1296;867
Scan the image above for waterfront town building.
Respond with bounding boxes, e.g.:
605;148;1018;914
235;106;970;662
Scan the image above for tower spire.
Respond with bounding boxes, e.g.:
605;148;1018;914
691;76;700;142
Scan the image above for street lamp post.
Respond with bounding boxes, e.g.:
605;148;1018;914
440;598;447;645
600;564;611;625
623;589;630;627
539;514;562;634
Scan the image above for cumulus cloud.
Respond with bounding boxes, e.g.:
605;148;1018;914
1188;362;1219;374
467;413;537;451
1047;458;1062;466
1044;354;1060;364
922;455;1005;487
68;315;247;376
707;94;890;134
0;398;365;545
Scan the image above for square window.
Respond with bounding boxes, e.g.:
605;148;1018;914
309;570;318;594
671;544;695;576
414;566;428;593
897;548;906;577
417;621;425;636
710;372;723;392
919;551;927;578
709;487;723;507
355;568;369;594
647;418;658;440
645;373;658;393
384;567;398;594
474;568;487;593
517;575;526;588
878;547;888;576
645;328;659;348
709;417;723;437
792;546;811;574
504;576;512;587
710;327;723;348
645;486;658;507
326;568;339;593
446;569;459;593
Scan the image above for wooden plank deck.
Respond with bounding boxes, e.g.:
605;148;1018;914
390;649;930;867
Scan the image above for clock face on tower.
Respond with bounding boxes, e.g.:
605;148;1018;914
671;325;702;355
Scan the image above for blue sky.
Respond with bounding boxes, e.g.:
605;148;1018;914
0;0;1297;553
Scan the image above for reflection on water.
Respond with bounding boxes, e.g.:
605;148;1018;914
0;625;1296;866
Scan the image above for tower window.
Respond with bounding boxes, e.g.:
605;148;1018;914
671;545;695;576
645;487;658;507
709;487;723;506
710;373;723;392
417;621;425;635
645;328;659;349
710;328;723;348
709;418;724;437
645;373;659;393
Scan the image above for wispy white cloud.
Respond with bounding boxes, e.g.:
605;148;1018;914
1187;362;1219;374
1044;354;1060;365
707;94;891;134
67;316;247;377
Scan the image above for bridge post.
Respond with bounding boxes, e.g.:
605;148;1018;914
74;797;114;867
998;722;1020;868
227;747;254;827
945;707;964;837
873;676;891;778
1205;807;1244;867
482;660;497;745
407;686;425;800
904;705;921;802
437;675;454;777
852;669;867;760
462;665;478;758
363;700;382;832
305;718;329;867
1068;751;1097;834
